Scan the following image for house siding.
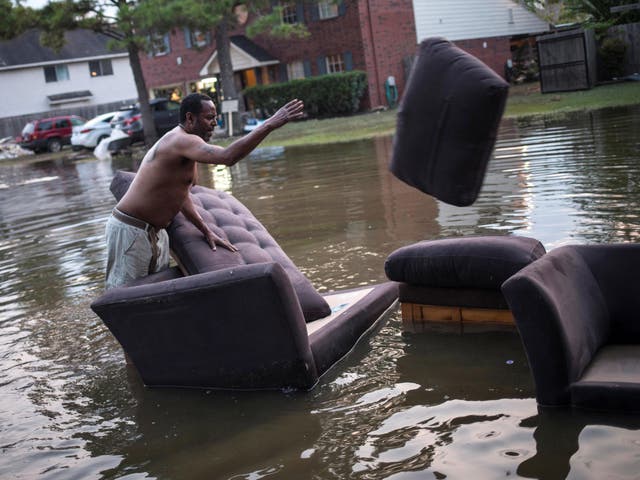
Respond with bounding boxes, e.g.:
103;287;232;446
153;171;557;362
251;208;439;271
1;56;136;119
0;55;137;138
412;0;549;42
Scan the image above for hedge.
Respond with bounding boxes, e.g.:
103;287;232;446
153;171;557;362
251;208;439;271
243;71;368;118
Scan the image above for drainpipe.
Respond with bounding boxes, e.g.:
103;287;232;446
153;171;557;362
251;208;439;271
365;0;382;107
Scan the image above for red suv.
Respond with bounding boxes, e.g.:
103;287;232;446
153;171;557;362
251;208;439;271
18;115;85;153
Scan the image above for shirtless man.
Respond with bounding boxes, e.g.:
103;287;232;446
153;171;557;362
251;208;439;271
105;93;304;289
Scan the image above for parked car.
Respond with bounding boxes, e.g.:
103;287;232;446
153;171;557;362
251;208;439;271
109;98;180;149
242;116;265;133
71;111;118;150
18;115;85;153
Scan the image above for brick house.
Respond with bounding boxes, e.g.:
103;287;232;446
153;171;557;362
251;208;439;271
140;0;549;112
141;0;417;111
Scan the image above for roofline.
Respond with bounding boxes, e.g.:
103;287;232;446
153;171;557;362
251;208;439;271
199;39;279;76
0;52;129;72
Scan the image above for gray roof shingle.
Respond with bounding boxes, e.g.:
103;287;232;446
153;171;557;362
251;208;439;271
230;35;277;63
0;29;126;68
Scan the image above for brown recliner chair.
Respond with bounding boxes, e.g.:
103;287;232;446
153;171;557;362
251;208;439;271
91;171;398;390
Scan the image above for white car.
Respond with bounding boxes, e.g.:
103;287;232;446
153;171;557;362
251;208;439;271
71;111;118;150
242;117;265;133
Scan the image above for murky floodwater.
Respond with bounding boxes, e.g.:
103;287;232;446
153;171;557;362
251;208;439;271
1;105;640;479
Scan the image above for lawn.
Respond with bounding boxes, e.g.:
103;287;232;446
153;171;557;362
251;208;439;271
229;80;640;148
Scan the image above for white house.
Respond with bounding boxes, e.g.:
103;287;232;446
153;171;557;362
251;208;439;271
411;0;550;79
412;0;550;43
0;29;137;137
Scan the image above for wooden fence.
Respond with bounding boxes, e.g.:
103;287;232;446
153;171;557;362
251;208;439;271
608;22;640;76
537;28;597;93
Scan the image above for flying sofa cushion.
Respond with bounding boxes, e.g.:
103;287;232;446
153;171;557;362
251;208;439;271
390;37;510;207
110;171;331;322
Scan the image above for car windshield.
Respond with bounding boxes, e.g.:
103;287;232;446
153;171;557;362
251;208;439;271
22;123;35;135
86;114;114;127
112;108;139;122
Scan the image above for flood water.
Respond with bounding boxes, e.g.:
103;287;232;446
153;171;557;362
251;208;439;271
2;105;640;479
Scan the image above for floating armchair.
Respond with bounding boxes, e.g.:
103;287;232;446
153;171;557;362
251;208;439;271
502;244;640;411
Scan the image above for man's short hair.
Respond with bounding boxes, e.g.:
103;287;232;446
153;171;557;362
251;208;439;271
180;93;213;123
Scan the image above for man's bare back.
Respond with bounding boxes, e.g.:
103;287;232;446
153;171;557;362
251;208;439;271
116;128;200;229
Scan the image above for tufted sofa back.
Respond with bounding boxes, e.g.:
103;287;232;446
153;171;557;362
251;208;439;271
110;171;331;322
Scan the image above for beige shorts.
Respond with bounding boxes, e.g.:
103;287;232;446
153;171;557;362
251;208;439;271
104;209;170;289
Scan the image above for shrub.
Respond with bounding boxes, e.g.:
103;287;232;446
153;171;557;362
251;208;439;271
599;36;627;80
243;71;368;118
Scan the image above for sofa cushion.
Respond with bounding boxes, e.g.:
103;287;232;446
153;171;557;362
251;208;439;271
110;171;331;322
571;345;640;412
390;37;509;207
385;235;545;289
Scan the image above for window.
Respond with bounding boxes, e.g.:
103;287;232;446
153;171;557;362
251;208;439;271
55;118;70;129
281;2;298;24
150;33;171;56
89;59;113;77
318;1;338;19
185;29;210;49
326;54;344;74
43;64;70;83
37;120;53;131
287;61;305;80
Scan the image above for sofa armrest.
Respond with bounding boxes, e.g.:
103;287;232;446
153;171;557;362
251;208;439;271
91;262;318;390
502;246;610;406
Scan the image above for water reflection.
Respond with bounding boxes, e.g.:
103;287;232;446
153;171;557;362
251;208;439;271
1;105;640;479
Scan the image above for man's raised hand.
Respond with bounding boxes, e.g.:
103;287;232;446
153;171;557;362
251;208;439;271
267;99;304;130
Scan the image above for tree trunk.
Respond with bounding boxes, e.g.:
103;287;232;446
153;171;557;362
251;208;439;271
127;42;158;146
215;20;237;101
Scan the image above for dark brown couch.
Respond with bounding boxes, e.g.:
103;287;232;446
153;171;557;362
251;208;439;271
91;171;398;390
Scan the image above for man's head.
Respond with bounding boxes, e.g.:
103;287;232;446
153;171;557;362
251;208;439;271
180;93;217;141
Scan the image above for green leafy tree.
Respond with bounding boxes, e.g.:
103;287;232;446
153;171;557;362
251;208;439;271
0;0;40;39
518;1;640;28
564;0;640;28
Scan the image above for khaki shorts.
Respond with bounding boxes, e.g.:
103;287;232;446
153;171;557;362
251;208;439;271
105;209;170;289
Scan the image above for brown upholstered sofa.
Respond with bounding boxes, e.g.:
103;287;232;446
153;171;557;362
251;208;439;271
91;171;398;390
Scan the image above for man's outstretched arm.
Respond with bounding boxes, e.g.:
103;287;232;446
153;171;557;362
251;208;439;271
188;99;304;166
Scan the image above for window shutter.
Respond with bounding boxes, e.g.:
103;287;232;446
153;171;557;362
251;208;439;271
310;3;319;21
317;56;327;75
303;60;311;77
344;51;353;71
296;1;305;23
280;63;289;82
338;0;346;16
184;28;192;49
